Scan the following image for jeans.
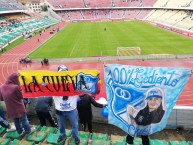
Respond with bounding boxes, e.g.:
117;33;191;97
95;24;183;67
56;108;78;138
13;113;31;134
0;109;9;128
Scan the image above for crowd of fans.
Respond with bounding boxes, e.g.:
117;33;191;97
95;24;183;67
41;58;49;66
19;57;32;64
0;65;107;145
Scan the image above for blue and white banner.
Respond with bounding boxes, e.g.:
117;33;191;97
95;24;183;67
104;64;191;136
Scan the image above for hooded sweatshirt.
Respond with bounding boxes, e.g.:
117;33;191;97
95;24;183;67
0;73;26;119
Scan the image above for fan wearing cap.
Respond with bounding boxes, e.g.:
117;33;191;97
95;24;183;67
135;88;165;126
128;87;165;126
58;65;68;72
53;65;80;144
126;87;165;145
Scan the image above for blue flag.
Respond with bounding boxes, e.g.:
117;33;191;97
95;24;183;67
104;64;191;136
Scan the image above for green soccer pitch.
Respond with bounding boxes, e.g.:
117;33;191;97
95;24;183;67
30;20;193;58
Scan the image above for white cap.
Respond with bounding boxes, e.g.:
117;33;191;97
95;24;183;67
146;87;164;99
58;65;68;72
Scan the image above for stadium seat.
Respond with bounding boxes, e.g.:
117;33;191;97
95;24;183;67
189;141;193;145
10;139;35;145
79;131;90;140
134;137;142;144
150;139;168;145
91;140;111;145
46;132;66;145
0;137;11;145
5;130;25;140
0;126;6;135
40;126;57;134
26;131;47;144
92;132;108;141
68;137;88;145
169;140;188;145
111;134;126;145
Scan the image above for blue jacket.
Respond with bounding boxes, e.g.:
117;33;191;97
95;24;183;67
35;97;53;112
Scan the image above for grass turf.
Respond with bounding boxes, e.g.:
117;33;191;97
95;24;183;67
29;20;193;58
0;37;25;55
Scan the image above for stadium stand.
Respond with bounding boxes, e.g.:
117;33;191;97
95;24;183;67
81;10;96;20
67;11;83;20
123;9;139;19
56;9;150;21
1;0;193;144
46;0;60;8
113;0;130;7
110;10;124;19
162;0;192;8
142;0;157;7
84;0;111;8
47;0;158;9
153;0;193;8
57;11;71;21
57;0;85;8
145;9;193;31
0;125;191;144
0;15;58;48
0;0;60;49
95;10;110;19
153;0;168;7
0;0;26;11
136;9;151;20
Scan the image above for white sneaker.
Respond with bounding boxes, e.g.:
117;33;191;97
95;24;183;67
7;125;16;132
30;127;36;133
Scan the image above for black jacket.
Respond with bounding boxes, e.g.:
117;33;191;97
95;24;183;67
135;104;165;126
35;97;53;112
77;94;103;123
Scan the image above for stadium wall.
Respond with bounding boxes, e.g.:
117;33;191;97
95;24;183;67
17;100;193;130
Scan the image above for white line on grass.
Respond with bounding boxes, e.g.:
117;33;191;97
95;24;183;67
70;45;76;56
70;37;80;57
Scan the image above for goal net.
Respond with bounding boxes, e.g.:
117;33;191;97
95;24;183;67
117;47;141;56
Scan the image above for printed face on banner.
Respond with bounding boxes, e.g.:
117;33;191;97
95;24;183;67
127;87;165;134
104;64;191;136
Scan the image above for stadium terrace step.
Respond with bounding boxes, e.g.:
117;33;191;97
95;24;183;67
68;137;88;145
46;132;66;145
40;126;57;134
0;137;11;145
91;140;111;145
0;126;6;136
38;143;53;145
91;132;109;141
10;139;35;145
26;131;48;144
0;124;192;145
111;134;126;145
134;137;142;145
46;129;71;144
169;140;188;145
150;139;167;145
4;130;25;140
25;126;57;144
79;131;90;140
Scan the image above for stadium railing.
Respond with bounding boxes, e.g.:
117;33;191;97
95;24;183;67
32;54;193;63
